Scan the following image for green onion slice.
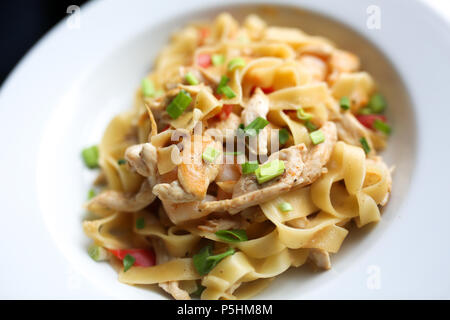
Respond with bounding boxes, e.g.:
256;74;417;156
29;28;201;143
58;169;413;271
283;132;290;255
123;254;136;272
227;57;246;71
241;161;259;174
339;96;351;110
141;78;155;97
117;159;126;165
185;72;199;85
202;147;220;163
373;119;391;135
304;120;317;132
220;86;236;99
88;244;109;262
279;128;289;145
278;202;293;212
255;159;285;184
367;93;387;113
136;217;145;229
191;284;206;297
87;188;96;200
243;117;269;137
360;137;371;154
81;145;99;169
297;107;313;121
215;229;248;243
212;54;225;66
166;90;192;119
309;129;325;145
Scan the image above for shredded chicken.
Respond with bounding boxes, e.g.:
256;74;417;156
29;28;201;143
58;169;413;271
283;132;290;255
242;88;269;155
308;248;331;270
197;214;246;233
87;143;158;212
153;134;222;203
198;121;337;215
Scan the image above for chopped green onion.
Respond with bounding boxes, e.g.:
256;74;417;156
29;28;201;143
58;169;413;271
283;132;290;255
166;90;192;119
278;202;293;212
220;86;236;99
339;96;351;110
373;119;392;135
304;120;317;132
367;93;387;113
241;161;259;174
217;75;229;90
117;159;126;165
360;137;371;154
215;229;248;243
136;217;145;229
193;245;235;276
155;89;165;98
216;75;236;98
87;188;96;200
185;72;199;85
212;54;225;66
358;107;373;115
309;129;325;145
255;159;285;184
202;147;220;163
81;145;99;169
243;117;269;137
279;128;289;145
123;254;135;272
88;244;109;262
227;57;246;71
141;78;155;97
191;284;206;297
297;107;313;121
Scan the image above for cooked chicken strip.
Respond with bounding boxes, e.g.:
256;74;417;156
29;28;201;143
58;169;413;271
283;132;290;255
198;122;337;215
242;88;269;155
335;112;374;155
169;134;221;201
197;214;246;233
308;248;331;270
161;195;217;225
206;112;241;142
159;281;191;300
87;143;158;212
153;180;198;203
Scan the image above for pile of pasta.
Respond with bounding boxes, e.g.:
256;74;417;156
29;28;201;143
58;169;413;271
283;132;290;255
83;13;392;300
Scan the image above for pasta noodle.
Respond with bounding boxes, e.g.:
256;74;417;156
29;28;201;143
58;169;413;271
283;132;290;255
82;13;393;300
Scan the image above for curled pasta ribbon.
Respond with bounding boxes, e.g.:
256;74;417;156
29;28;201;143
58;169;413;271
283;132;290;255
311;141;391;227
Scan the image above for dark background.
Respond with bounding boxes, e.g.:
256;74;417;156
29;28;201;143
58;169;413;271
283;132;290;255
0;0;89;86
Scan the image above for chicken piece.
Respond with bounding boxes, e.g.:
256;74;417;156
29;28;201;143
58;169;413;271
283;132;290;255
206;112;241;142
329;50;360;73
151;238;191;300
298;55;328;82
197;214;246;233
87;179;155;212
308;248;331;270
154;134;222;203
335;112;375;155
199;121;337;215
159;281;191;300
161;195;217;225
153;180;198;203
87;143;158;212
241;88;269;155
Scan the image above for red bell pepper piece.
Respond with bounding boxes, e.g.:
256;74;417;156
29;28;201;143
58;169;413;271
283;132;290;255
197;53;211;68
108;249;156;267
356;114;387;130
213;104;234;121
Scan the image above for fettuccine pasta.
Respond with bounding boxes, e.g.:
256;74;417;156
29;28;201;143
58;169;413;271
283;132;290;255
81;13;393;300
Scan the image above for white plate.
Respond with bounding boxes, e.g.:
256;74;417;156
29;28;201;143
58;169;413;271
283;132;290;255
1;0;450;299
